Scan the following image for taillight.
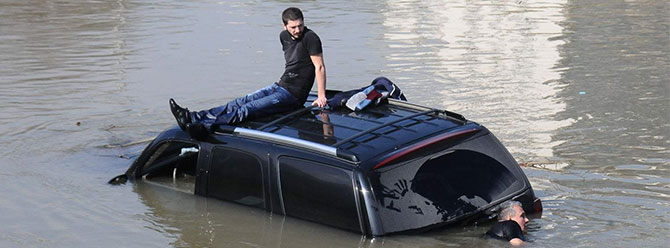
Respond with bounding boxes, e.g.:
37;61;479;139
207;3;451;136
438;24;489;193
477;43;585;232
373;128;480;170
533;197;543;213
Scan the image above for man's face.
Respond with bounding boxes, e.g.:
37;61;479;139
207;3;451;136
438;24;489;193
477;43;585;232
283;19;304;39
509;205;530;231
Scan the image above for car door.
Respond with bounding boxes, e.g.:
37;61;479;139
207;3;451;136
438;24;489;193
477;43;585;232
278;156;361;233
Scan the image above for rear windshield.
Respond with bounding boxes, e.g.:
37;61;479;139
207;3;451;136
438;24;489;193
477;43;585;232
370;149;523;233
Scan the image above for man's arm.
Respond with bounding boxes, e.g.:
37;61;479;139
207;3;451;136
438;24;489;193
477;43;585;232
310;53;327;108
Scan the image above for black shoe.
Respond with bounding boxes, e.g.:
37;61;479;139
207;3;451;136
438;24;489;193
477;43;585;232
186;122;209;140
169;98;191;130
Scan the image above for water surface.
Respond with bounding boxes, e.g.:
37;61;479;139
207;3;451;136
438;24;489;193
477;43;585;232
0;0;667;247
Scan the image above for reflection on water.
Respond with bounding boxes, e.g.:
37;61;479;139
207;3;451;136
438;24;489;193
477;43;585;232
534;0;670;246
135;182;367;248
0;0;667;247
135;180;510;248
380;0;573;161
553;0;669;170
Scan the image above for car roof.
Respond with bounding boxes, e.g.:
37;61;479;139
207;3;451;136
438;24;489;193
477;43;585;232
217;91;473;163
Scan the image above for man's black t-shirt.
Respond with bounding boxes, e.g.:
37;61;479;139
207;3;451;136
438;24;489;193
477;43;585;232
277;27;323;104
485;220;526;241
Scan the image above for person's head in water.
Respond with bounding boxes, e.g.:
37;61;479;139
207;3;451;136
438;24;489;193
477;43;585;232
498;201;529;231
282;7;305;40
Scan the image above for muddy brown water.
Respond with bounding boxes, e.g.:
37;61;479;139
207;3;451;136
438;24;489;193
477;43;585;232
1;0;668;247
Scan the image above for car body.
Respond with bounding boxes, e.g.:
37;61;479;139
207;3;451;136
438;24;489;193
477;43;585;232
114;91;542;236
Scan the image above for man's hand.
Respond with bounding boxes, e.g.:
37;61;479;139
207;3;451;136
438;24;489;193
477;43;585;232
312;96;327;108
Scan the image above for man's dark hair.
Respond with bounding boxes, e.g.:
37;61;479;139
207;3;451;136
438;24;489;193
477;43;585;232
282;7;304;25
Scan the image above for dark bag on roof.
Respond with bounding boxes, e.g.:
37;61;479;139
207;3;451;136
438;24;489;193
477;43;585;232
327;77;407;110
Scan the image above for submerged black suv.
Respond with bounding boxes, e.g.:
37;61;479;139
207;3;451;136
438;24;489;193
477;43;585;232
111;92;542;236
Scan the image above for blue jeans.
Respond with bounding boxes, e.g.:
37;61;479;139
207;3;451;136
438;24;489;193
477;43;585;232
191;83;300;129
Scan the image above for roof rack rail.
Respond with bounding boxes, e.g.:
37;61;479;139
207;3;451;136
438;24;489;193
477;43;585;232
387;98;433;111
388;99;467;123
215;125;358;162
332;109;440;148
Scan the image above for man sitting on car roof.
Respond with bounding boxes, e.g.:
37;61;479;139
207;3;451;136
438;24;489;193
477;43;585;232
169;7;326;139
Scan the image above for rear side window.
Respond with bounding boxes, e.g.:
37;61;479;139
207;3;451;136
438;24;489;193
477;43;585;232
208;147;264;208
279;157;360;232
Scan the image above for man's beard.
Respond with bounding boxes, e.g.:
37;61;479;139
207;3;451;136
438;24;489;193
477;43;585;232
288;28;303;40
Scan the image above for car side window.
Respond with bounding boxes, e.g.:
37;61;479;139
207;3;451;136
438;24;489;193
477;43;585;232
279;157;360;232
208;147;264;208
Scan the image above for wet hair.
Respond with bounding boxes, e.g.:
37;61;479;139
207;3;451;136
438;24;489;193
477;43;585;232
282;7;304;25
498;201;523;221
